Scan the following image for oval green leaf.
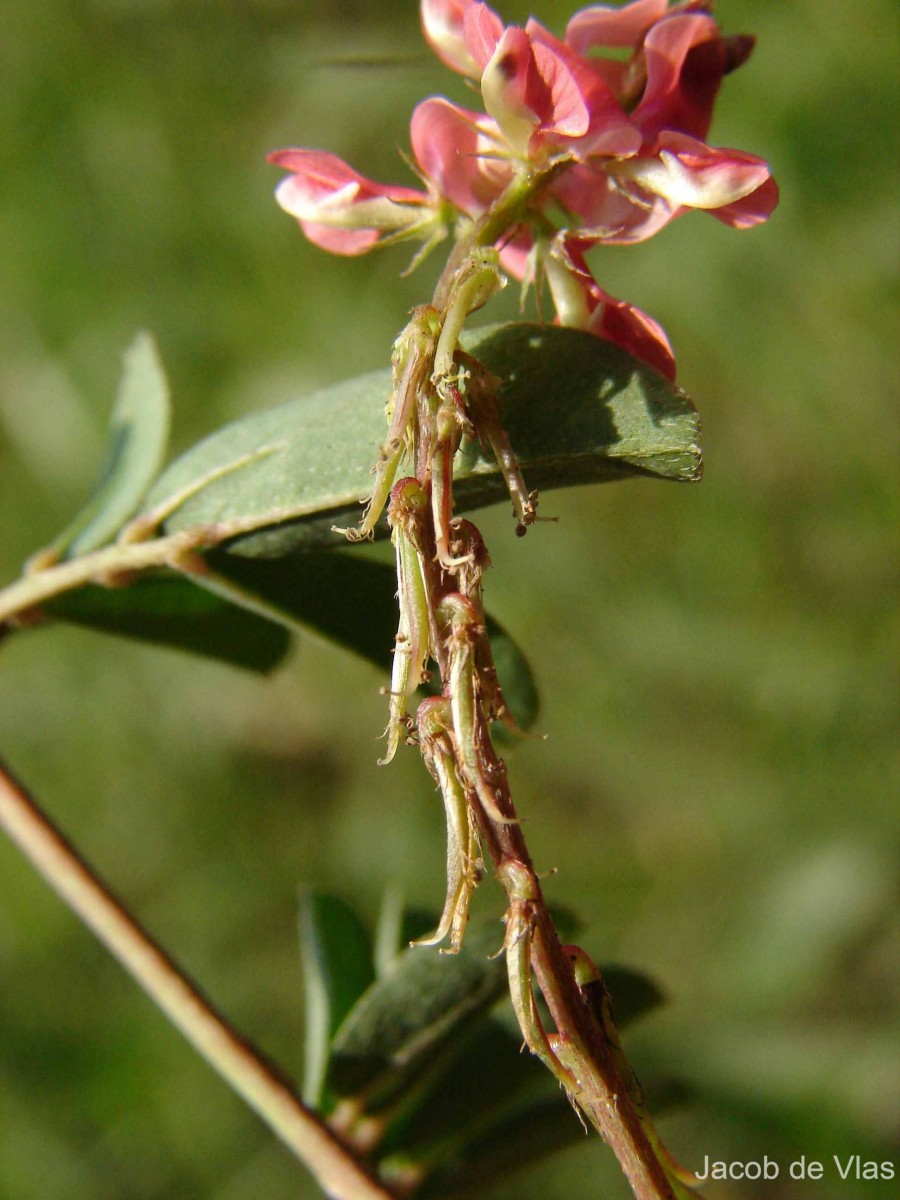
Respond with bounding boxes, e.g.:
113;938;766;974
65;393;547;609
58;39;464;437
53;332;171;558
145;323;701;558
43;576;289;673
201;550;539;730
371;964;665;1165
298;892;376;1108
326;922;508;1108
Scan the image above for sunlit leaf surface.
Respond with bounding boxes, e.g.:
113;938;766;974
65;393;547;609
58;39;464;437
145;323;701;558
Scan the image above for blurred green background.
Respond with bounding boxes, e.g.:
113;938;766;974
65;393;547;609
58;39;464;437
1;1;897;1197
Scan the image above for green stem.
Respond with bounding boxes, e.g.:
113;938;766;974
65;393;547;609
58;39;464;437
0;757;400;1200
0;533;201;628
0;513;284;632
433;159;568;309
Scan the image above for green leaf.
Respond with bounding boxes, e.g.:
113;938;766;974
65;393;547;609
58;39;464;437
297;893;376;1108
373;964;666;1166
42;576;289;673
414;1076;686;1199
30;547;539;712
202;549;399;669
53;332;171;558
486;618;540;738
326;922;508;1108
602;964;667;1028
375;964;668;1195
297;894;667;1188
376;1017;553;1165
144;323;701;558
201;550;539;730
413;1095;587;1199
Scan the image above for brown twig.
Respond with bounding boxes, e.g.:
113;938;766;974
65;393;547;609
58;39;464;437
0;756;400;1200
474;739;680;1200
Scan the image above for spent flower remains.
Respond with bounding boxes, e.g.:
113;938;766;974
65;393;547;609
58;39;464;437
268;4;778;1198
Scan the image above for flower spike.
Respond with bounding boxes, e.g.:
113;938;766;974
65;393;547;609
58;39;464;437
268;4;781;1195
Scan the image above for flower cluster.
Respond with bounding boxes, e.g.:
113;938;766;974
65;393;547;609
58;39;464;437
270;0;777;379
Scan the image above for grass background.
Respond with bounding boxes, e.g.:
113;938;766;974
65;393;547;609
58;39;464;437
0;1;897;1197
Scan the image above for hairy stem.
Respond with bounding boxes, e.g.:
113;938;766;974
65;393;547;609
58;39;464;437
478;770;678;1200
433;159;567;310
0;757;399;1200
401;172;694;1197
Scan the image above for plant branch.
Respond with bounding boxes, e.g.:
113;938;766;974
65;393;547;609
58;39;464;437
0;756;400;1200
433;159;567;309
478;771;682;1200
0;532;206;628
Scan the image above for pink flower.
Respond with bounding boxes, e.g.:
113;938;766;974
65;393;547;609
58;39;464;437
479;24;593;158
267;149;436;256
566;0;672;54
517;18;641;158
568;3;757;141
588;287;676;380
550;159;676;243
415;1;776;234
546;137;777;248
708;173;779;229
634;12;753;142
420;0;502;78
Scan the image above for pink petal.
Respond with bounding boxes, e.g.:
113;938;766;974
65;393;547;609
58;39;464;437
480;27;546;156
410;98;512;215
621;132;774;211
268;148;366;202
589;290;676;380
551;162;676;244
526;19;641;158
421;0;500;78
529;38;591;137
708;174;780;228
634;12;726;141
269;148;429;256
291;219;382;257
497;229;536;281
268;149;425;207
566;0;669;53
481;24;607;159
461;2;506;72
554;235;676;377
274;167;382;253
